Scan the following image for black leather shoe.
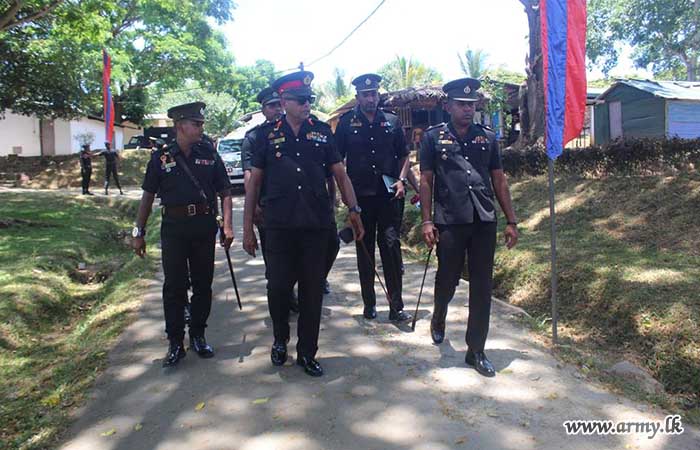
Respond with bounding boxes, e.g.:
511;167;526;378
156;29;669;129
297;356;323;377
363;305;377;319
271;341;288;366
465;350;495;377
323;279;331;294
163;342;186;368
430;320;445;344
189;335;214;358
389;309;412;322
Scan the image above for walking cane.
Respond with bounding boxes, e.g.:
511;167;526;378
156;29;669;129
224;246;243;310
358;239;392;304
411;247;433;331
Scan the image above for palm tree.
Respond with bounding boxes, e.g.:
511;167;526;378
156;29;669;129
378;56;442;91
458;48;489;79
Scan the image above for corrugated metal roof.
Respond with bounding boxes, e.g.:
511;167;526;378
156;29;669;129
598;79;700;101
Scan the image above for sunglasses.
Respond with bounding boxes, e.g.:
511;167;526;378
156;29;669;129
284;95;316;105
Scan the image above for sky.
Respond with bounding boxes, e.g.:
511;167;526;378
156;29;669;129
219;0;649;86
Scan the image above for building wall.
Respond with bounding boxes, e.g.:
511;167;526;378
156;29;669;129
0;111;41;156
594;85;666;145
668;101;700;139
54;118;125;155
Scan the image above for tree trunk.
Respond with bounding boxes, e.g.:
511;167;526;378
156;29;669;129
516;0;545;147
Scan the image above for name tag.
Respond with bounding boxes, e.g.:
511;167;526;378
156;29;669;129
438;139;454;145
272;137;286;144
194;159;215;165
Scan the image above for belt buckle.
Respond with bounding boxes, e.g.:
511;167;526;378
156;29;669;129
187;204;197;216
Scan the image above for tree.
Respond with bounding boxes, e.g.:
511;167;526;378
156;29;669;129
0;0;66;32
377;56;442;91
154;81;240;138
226;60;278;115
458;48;489;79
315;68;353;113
587;0;700;81
517;0;545;146
0;0;236;122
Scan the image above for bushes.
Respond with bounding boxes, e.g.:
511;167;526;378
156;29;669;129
502;137;700;177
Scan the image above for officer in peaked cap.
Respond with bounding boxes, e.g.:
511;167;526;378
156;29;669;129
132;101;234;369
335;73;412;322
419;78;519;377
241;87;301;312
242;70;365;377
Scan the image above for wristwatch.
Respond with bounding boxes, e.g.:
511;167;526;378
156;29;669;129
132;226;146;238
400;177;408;185
348;205;362;214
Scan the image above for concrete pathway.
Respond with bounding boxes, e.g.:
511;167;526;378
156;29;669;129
56;195;699;450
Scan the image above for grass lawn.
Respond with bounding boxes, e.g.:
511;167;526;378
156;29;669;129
25;149;152;189
401;172;700;422
0;191;160;450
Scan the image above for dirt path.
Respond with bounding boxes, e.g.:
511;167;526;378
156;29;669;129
57;195;699;450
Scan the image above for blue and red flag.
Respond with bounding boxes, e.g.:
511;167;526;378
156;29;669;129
540;0;587;160
102;49;115;145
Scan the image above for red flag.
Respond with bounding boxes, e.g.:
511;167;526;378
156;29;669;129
102;50;115;145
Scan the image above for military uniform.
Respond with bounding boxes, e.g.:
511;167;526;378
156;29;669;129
79;144;93;195
140;103;231;352
335;73;408;319
101;143;123;195
420;78;502;356
249;71;341;368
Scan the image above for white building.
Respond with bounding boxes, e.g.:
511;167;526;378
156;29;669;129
0;110;142;157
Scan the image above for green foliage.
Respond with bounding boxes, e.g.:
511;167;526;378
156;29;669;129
226;59;278;114
0;192;160;449
0;0;237;122
458;48;489;79
154;81;240;138
501;138;700;177
377;56;442;91
316;68;353;113
587;0;699;80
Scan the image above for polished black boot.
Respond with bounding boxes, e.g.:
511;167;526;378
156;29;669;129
389;309;412;322
430;302;448;344
363;305;377;319
297;356;323;377
163;341;186;368
271;340;288;366
189;335;214;358
465;349;496;377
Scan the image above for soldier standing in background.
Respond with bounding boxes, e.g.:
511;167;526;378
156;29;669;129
101;141;124;195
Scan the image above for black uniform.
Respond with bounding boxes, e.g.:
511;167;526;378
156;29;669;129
141;140;231;343
79;148;92;194
102;149;123;192
335;106;408;312
420;122;502;351
250;115;341;360
243;120;340;282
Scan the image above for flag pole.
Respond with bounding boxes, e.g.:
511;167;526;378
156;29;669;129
547;157;558;344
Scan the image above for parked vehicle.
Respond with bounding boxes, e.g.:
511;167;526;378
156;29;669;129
217;137;244;186
123;135;154;150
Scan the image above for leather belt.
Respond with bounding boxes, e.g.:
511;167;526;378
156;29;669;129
163;202;210;218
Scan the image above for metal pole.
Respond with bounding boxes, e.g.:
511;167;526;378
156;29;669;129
547;158;558;344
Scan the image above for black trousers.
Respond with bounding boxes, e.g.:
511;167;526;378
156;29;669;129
259;224;339;282
264;228;331;359
81;168;92;193
161;214;218;342
355;195;404;311
104;164;122;190
434;218;497;352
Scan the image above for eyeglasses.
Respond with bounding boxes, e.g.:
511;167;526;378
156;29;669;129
284;95;315;105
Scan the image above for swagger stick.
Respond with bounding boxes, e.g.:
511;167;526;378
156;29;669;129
411;247;433;331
